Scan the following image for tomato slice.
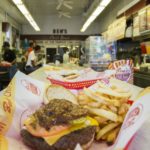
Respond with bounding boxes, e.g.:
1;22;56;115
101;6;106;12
26;124;70;137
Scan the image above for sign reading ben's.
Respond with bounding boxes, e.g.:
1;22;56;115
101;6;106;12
53;29;67;34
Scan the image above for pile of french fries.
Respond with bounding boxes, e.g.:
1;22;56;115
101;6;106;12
78;80;131;144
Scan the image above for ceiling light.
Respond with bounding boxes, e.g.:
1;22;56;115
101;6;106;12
81;0;112;32
12;0;23;5
12;0;40;31
100;0;112;7
17;4;29;15
92;6;105;17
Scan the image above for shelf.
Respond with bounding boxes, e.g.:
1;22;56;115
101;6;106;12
107;32;150;43
133;34;150;41
140;30;150;35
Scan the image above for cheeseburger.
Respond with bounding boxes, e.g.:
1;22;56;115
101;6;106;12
21;99;98;150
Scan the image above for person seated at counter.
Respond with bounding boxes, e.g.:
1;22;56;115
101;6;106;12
79;53;86;66
25;43;41;74
2;41;16;65
69;52;78;64
0;41;17;79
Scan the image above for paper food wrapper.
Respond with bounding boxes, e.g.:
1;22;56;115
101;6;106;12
47;68;106;82
0;71;150;150
0;71;48;141
108;59;134;84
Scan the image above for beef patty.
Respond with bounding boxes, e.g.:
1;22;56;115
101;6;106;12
32;99;88;130
21;126;95;150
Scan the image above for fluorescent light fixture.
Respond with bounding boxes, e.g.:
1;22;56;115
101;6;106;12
17;4;29;15
12;0;23;5
100;0;112;7
12;0;40;31
92;6;105;16
81;0;112;32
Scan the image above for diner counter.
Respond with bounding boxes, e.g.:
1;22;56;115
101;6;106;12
30;67;48;82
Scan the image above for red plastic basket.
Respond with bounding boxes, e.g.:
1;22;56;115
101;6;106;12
47;78;102;89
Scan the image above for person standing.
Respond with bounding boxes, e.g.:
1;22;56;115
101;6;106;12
25;42;34;59
25;42;39;74
63;49;70;64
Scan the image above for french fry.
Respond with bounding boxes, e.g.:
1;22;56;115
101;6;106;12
83;88;108;104
86;106;119;122
118;103;130;115
94;92;121;107
107;126;121;144
101;133;109;140
110;85;117;90
118;105;126;115
96;87;131;98
96;126;101;133
77;80;132;144
100;105;109;110
96;123;120;140
94;116;108;124
99;121;109;127
79;100;89;106
117;116;123;123
136;87;150;99
78;94;92;102
97;81;111;90
101;126;119;141
78;94;92;105
108;105;118;113
88;102;102;108
113;88;130;94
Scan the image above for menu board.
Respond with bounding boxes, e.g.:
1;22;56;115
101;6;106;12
133;15;140;37
147;6;150;30
106;17;126;43
139;8;147;32
0;21;2;51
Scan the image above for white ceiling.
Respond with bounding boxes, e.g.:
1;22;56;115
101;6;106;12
24;0;90;16
0;0;91;25
0;0;26;24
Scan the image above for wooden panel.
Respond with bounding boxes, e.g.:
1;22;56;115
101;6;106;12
20;34;89;41
2;22;10;32
118;0;146;18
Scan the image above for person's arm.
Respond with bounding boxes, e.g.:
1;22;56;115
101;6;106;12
10;51;16;65
31;51;36;67
31;60;36;67
11;59;16;65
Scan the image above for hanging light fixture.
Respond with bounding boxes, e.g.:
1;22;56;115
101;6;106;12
81;0;112;32
12;0;40;31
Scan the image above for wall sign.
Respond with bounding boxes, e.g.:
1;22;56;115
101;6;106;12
20;35;88;41
53;29;67;34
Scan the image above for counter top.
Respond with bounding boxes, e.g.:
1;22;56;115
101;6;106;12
30;67;48;83
29;64;84;82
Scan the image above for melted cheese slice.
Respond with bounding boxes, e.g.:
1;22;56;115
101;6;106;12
43;116;98;145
